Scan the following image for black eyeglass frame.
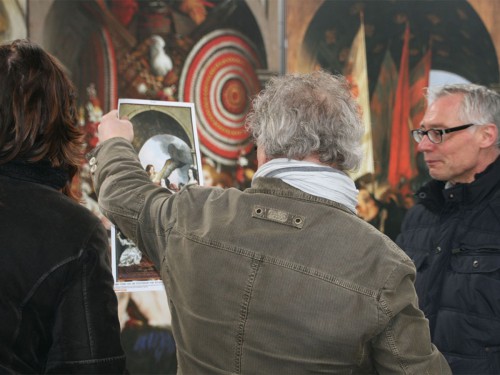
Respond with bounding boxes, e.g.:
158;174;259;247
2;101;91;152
411;123;475;144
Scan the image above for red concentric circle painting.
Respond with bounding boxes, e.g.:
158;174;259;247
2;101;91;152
179;29;262;165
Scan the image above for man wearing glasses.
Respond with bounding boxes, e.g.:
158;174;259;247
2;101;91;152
397;83;500;374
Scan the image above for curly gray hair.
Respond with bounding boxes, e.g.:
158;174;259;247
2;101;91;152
245;70;364;171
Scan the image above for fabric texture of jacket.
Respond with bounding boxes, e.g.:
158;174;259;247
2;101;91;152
90;138;450;374
396;155;500;374
0;167;126;373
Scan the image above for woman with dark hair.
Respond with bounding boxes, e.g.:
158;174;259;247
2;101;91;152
0;39;126;373
186;166;198;186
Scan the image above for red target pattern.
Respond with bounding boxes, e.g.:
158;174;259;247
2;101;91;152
179;29;262;165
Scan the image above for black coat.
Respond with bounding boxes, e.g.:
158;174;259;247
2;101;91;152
0;171;126;373
396;156;500;374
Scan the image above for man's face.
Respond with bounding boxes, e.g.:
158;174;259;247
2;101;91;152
418;94;484;183
356;189;374;220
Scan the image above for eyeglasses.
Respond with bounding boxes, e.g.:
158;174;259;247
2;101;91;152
411;123;475;144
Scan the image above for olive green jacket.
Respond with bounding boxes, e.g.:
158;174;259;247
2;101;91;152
90;138;450;375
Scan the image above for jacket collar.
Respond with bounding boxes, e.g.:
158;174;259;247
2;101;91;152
416;155;500;211
0;159;69;190
247;177;355;215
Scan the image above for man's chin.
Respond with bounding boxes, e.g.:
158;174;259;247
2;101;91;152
427;169;447;181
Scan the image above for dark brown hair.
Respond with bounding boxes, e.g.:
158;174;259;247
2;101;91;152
0;39;83;200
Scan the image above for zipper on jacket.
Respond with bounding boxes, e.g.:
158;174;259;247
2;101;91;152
451;245;500;255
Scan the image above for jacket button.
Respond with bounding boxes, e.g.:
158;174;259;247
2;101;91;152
89;156;97;166
90;164;97;173
436;246;442;253
472;260;479;268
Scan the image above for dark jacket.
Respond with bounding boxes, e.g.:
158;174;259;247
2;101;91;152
396;156;500;374
0;168;126;373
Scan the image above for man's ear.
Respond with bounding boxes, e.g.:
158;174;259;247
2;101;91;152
479;123;499;148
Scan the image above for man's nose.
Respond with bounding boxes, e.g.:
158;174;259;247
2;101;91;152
417;134;434;152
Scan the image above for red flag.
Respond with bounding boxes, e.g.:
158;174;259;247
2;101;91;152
370;48;398;183
409;47;432;173
388;23;412;188
410;48;432;132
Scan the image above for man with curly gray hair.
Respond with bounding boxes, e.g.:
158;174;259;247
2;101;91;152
247;71;364;171
90;70;450;374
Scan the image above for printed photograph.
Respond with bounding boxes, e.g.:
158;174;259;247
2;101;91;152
112;99;203;292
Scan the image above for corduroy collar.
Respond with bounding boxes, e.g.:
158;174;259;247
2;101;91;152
0;159;69;190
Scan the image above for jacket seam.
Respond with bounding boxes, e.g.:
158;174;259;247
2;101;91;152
14;222;101;357
82;257;94;357
177;228;378;298
12;247;88;348
383;319;410;374
234;257;262;373
46;354;127;366
378;262;412;373
19;247;85;308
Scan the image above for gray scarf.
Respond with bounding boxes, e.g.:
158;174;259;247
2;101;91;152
253;158;358;213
